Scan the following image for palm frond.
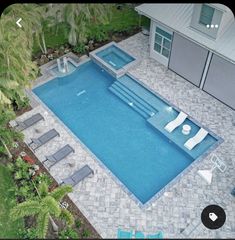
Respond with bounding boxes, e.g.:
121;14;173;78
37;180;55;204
38;181;49;198
36;211;50;239
10;200;41;220
50;185;72;202
59;208;74;226
41;196;61;217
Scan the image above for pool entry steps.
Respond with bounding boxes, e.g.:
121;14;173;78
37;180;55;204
109;74;217;160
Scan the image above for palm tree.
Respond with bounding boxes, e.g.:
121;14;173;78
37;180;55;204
0;5;40;107
49;4;112;46
10;181;74;238
0;108;23;159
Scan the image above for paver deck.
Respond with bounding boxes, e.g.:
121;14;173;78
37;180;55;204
17;33;235;238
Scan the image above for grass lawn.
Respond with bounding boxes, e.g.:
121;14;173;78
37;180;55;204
0;163;24;238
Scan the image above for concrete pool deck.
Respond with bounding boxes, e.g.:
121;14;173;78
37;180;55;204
16;33;235;238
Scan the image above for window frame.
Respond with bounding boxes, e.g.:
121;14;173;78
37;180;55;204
154;26;172;59
199;4;215;26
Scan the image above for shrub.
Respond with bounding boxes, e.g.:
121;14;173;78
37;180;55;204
18;228;38;239
75;219;82;229
59;228;78;239
82;229;91;238
72;43;86;54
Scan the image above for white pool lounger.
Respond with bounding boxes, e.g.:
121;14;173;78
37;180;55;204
184;128;208;150
164;111;188;133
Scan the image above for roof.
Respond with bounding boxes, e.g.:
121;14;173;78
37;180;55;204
135;4;235;63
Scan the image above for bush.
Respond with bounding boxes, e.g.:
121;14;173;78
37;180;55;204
18;228;38;239
82;229;91;238
59;228;78;239
72;43;86;54
87;26;109;42
75;219;82;229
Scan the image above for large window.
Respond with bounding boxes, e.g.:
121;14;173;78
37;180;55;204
154;27;172;58
199;4;215;26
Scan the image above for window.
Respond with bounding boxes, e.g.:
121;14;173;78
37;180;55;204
154;27;172;58
199;4;215;26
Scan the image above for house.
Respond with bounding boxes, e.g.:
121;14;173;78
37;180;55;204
135;4;235;110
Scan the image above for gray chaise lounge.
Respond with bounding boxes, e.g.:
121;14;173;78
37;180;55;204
16;113;44;131
28;129;60;151
42;144;75;169
61;165;94;187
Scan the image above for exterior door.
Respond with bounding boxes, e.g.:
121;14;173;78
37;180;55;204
150;21;173;66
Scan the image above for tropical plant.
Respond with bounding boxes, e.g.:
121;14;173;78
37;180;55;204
10;181;74;238
58;227;78;239
72;43;86;54
48;4;112;46
75;219;82;229
82;229;91;238
18;227;38;239
0;4;45;109
0;109;23;158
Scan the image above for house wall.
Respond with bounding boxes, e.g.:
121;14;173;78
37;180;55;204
168;33;209;87
203;54;235;109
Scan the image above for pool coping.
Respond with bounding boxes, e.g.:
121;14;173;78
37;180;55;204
89;41;141;78
28;56;223;209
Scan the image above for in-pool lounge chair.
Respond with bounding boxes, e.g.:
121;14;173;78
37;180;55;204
164;111;187;133
117;228;133;239
184;128;208;150
61;165;94;187
15;113;44;131
28;129;60;151
42;144;75;169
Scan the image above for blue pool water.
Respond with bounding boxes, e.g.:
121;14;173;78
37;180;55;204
33;60;218;204
96;45;135;70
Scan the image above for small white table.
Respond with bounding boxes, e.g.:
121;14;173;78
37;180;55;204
182;124;191;135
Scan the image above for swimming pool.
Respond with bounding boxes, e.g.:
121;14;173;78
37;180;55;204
33;60;219;204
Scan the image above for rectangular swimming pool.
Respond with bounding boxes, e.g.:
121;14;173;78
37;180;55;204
33;60;219;205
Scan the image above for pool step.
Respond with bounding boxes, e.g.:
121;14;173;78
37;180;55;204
109;81;157;118
114;81;158;114
109;86;149;118
111;84;154;116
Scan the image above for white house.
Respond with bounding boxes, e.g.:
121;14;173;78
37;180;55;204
135;4;235;110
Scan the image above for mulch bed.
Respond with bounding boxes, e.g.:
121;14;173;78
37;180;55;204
9;139;101;239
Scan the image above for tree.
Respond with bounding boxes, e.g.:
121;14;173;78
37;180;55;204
10;181;74;238
0;108;23;159
49;4;113;46
0;4;42;107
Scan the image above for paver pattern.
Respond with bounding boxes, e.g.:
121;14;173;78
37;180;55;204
16;33;235;238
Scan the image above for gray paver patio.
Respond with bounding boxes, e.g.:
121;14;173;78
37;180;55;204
16;32;235;238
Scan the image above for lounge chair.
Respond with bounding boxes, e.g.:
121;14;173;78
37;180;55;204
146;231;163;239
61;165;94;187
164;111;187;133
117;228;133;239
42;144;75;169
15;113;44;131
28;129;60;151
184;128;208;150
135;231;145;238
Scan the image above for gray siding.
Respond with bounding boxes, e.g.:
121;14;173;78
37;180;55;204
203;54;235;109
169;33;209;86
